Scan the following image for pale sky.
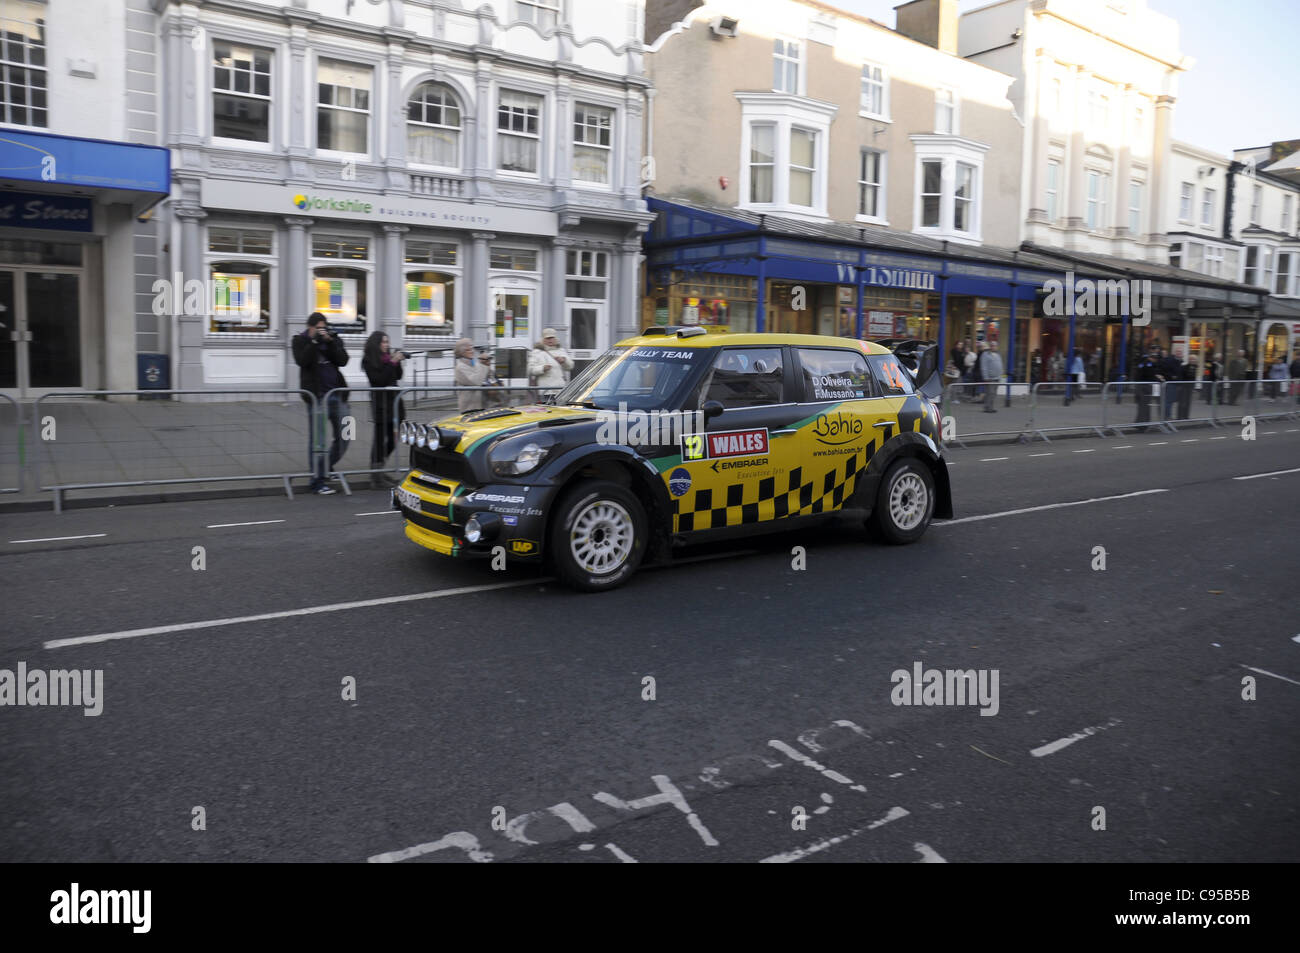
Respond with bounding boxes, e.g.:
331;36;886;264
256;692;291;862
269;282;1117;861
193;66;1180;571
830;0;1300;157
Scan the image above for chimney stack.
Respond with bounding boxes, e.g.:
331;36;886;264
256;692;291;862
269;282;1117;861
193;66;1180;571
895;0;959;56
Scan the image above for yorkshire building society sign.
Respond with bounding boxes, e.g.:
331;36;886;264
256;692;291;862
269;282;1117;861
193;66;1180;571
203;180;559;236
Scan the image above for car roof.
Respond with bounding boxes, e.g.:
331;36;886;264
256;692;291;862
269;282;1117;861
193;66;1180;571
616;331;893;354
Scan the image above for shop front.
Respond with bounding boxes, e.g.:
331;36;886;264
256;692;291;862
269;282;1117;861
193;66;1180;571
176;179;643;389
0;130;169;398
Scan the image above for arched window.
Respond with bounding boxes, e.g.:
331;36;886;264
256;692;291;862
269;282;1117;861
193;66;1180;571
407;83;461;168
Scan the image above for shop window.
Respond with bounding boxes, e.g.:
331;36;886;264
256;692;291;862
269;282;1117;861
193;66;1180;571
209;227;273;256
207;261;271;334
317;59;371;154
407;83;461;168
405;240;457;267
512;0;558;29
0;0;46;128
573;103;613;185
312;234;370;261
498;90;542;175
858;149;884;219
213;41;271;143
311;267;367;334
404;270;455;337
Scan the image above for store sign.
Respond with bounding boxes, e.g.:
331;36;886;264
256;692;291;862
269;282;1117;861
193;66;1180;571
863;266;937;292
867;311;894;336
0;190;93;232
204;180;559;236
0;130;168;193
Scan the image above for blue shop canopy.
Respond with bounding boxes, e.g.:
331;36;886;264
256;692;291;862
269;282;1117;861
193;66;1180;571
0;129;170;217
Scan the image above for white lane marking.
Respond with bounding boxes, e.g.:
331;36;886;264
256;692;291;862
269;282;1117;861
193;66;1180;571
938;489;1168;527
355;510;401;517
205;519;286;529
604;843;638;863
1181;439;1199;443
44;579;548;650
1292;634;1300;644
1029;452;1054;457
1149;441;1168;446
1233;467;1300;481
1072;449;1096;454
1261;431;1277;436
1287;429;1299;434
368;831;493;864
913;842;947;863
768;740;867;792
1210;436;1227;440
759;806;910;863
1240;665;1300;687
8;534;107;544
979;457;1009;462
1030;718;1121;758
1113;445;1133;449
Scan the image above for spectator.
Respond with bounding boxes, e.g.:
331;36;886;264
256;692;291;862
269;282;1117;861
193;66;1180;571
950;340;966;378
528;327;573;390
292;312;351;495
1134;347;1157;424
1156;346;1181;421
1064;351;1086;406
1177;348;1197;420
1227;349;1248;405
454;338;493;412
1049;351;1065;383
963;342;977;383
1030;349;1043;385
1266;355;1288;400
1202;351;1221;404
1290;351;1300;404
977;343;1004;413
361;331;406;487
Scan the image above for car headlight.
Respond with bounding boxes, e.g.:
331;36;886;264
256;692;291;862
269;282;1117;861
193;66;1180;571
426;426;441;450
399;421;410;444
415;424;428;448
490;431;558;477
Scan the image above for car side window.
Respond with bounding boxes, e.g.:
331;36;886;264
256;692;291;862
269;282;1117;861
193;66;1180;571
797;348;876;401
700;347;785;408
869;354;914;396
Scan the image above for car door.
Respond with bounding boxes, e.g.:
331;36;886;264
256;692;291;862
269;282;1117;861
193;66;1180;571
668;345;804;533
790;346;894;514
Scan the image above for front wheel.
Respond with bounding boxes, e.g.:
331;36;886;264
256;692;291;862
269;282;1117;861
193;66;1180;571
870;458;935;544
548;480;647;591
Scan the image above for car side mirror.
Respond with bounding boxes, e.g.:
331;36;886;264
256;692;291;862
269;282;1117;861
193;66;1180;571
701;400;725;420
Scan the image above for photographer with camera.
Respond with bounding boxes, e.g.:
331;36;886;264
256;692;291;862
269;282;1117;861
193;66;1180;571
293;312;351;495
362;330;407;488
454;337;496;412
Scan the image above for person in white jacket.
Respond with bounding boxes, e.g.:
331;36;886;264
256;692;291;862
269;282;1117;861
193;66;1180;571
454;337;492;412
528;328;572;390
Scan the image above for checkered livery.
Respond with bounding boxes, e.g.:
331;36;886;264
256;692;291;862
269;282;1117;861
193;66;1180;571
672;442;874;532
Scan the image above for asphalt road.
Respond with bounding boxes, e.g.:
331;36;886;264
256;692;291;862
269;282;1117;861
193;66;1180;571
1;423;1297;863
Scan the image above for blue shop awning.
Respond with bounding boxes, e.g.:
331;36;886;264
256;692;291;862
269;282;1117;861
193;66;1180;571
0;129;170;217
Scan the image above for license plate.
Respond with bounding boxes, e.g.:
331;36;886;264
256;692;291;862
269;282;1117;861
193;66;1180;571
395;486;421;511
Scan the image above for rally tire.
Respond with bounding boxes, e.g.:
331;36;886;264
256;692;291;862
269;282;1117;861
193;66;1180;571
548;480;647;592
870;457;935;545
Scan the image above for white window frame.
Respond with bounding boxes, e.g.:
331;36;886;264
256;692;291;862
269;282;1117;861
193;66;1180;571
1282;194;1293;234
512;0;559;30
787;126;818;209
1201;188;1215;227
1179;182;1194;223
211;40;274;148
1169;242;1183;270
572;101;614;188
403;240;462;342
1086;169;1109;230
859;62;889;121
204;225;277;339
934;88;958;135
1243;245;1260;286
309;232;375;339
1088;88;1109;134
773;38;803;96
406;82;462;170
0;0;47;129
1275;251;1295;296
315;58;373;158
735;93;836;219
1045;159;1060;221
856;148;886;224
496;88;544;179
1251;184;1262;225
910;135;988;244
1204;245;1224;278
1128;180;1143;235
748;123;776;204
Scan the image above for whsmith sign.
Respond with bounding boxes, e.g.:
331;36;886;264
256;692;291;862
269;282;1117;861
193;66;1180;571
203;180;559;236
827;262;938;291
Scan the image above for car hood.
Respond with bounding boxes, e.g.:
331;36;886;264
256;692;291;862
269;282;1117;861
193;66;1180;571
430;404;600;454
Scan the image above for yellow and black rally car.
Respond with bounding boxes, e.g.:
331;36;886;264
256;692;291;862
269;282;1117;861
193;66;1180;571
393;329;951;591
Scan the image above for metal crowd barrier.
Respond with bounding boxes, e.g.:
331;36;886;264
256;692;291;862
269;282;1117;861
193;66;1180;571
1029;381;1108;441
941;381;1032;446
32;389;319;513
0;393;22;494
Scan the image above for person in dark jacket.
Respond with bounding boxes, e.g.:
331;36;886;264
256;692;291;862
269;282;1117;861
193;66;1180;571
1156;347;1181;421
292;312;351;494
362;331;406;487
1291;351;1300;404
1135;347;1157;424
1177;349;1197;420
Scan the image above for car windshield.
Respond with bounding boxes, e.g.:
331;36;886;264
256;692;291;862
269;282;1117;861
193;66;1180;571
553;345;706;411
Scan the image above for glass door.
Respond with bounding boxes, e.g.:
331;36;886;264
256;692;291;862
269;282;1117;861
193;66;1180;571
491;288;533;384
0;271;15;391
0;269;82;397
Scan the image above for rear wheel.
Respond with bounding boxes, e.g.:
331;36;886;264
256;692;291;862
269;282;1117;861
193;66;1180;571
870;457;935;544
548;480;647;591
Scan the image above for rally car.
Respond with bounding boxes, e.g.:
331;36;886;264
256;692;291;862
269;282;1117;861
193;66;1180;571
392;329;951;591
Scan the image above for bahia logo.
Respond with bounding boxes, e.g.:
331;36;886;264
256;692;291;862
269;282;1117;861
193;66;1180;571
293;193;310;210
